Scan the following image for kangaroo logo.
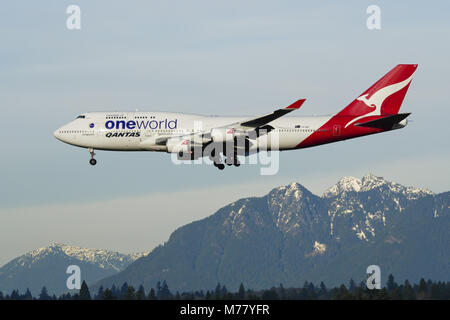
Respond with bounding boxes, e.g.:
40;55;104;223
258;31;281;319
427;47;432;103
345;75;413;128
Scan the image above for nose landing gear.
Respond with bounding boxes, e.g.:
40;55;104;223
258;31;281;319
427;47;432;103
88;148;97;166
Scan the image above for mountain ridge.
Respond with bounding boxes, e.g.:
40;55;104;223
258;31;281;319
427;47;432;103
94;175;448;292
0;243;148;295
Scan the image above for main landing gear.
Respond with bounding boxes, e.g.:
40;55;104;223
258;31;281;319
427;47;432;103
210;152;240;171
213;157;240;170
226;157;240;167
88;148;97;166
213;162;225;170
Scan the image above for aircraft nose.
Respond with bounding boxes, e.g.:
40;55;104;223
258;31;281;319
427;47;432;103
54;128;62;141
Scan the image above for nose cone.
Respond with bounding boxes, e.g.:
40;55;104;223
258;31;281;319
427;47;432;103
54;124;78;146
54;128;62;141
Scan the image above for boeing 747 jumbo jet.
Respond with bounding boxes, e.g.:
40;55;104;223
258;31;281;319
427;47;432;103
54;64;417;170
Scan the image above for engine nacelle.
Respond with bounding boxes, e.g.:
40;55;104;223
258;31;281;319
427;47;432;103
166;138;190;153
210;128;235;143
166;138;203;160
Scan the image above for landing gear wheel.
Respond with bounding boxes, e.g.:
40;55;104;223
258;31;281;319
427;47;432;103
88;148;97;166
226;155;236;166
226;157;240;167
213;162;225;170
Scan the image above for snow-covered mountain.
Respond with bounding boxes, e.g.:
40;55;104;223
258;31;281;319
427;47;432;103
323;174;435;241
10;243;146;272
0;243;148;296
95;174;448;292
4;175;448;295
323;174;433;199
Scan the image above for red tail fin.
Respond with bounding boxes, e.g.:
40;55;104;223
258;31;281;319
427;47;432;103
338;65;417;124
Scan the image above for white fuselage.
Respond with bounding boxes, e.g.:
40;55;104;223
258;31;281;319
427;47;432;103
54;111;333;152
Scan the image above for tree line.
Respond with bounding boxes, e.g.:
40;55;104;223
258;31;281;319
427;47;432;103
1;275;449;300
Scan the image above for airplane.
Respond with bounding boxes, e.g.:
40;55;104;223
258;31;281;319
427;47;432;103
54;64;417;170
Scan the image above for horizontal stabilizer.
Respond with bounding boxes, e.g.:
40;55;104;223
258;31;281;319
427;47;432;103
355;113;411;129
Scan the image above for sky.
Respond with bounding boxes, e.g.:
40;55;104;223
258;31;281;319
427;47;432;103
0;1;449;265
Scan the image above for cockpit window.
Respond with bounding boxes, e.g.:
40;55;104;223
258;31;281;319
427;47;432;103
76;115;86;119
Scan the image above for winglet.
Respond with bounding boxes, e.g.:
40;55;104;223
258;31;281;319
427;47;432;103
285;99;306;110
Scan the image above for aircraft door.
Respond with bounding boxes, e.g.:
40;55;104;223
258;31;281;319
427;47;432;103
333;125;341;136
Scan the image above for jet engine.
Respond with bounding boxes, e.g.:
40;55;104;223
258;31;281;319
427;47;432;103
210;128;235;143
166;138;190;153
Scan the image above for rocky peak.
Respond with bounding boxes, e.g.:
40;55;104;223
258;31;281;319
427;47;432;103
360;173;388;192
323;174;433;199
323;176;362;197
270;182;311;202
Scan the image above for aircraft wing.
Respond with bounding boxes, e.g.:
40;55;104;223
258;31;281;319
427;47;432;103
228;99;306;129
202;98;306;140
162;99;306;153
